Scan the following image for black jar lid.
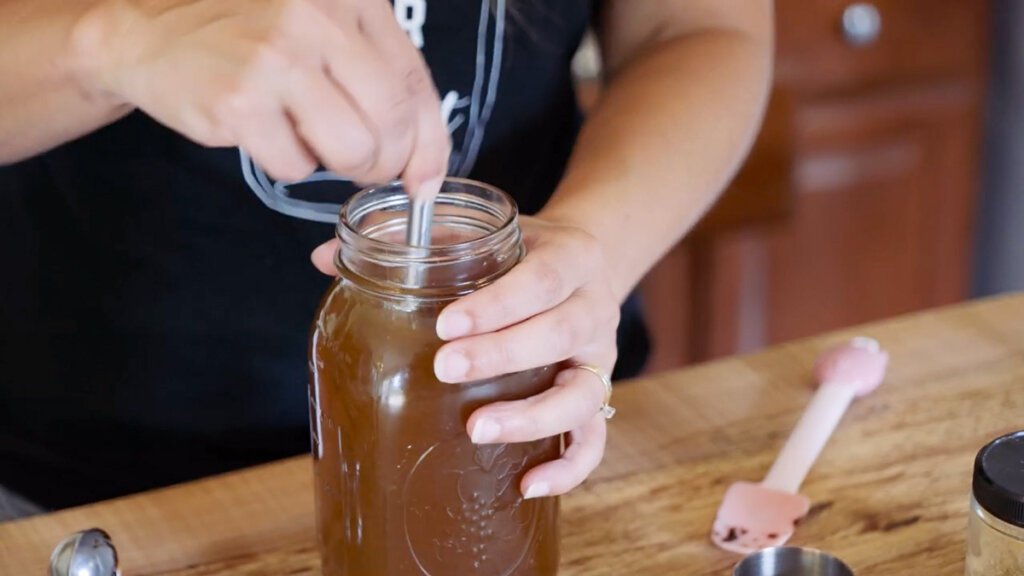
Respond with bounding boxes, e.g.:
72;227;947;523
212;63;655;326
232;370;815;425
973;430;1024;529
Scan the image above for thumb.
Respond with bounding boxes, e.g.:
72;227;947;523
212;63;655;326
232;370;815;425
311;239;340;276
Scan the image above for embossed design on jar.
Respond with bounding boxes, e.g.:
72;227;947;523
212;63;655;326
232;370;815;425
404;439;539;575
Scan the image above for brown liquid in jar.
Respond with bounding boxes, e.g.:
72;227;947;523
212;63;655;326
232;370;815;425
308;180;560;576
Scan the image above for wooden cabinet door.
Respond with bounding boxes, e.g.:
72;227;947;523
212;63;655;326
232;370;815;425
690;84;981;357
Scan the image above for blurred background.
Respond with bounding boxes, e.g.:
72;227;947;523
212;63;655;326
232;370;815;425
575;0;1022;372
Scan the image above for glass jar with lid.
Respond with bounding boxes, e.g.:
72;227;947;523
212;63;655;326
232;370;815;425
965;430;1024;576
308;179;560;575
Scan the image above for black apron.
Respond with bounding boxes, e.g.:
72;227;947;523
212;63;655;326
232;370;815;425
0;0;648;508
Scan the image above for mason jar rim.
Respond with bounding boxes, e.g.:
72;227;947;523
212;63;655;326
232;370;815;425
333;178;523;297
337;178;519;264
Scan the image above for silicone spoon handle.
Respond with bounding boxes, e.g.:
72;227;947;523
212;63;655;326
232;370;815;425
760;337;889;494
761;380;856;494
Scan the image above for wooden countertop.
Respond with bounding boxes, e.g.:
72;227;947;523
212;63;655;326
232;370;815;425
3;294;1023;575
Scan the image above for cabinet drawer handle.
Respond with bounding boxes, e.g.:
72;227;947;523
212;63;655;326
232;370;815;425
841;3;882;47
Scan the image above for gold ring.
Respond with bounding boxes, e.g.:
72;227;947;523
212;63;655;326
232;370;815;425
572;364;616;420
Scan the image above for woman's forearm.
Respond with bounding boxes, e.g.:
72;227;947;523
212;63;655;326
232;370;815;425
0;0;132;164
541;27;773;302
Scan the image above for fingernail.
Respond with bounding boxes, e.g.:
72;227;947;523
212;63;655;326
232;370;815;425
419;177;444;198
437;312;472;340
435;350;470;382
554;370;573;387
470;418;502;444
523;483;550;499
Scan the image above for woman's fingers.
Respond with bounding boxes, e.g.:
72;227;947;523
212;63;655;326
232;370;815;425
311;238;339;275
464;360;612;444
428;218;618;499
311;5;444;185
521;414;607;498
96;0;445;186
434;288;617;383
435;225;604;341
400;92;449;199
234;102;317;182
281;67;379;178
247;0;446;185
355;0;450;192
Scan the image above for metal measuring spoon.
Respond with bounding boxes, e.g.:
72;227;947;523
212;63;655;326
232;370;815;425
405;179;441;247
404;179;441;287
406;196;435;247
50;528;120;576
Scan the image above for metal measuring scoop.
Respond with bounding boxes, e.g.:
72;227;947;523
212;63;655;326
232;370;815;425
734;546;854;576
50;528;120;576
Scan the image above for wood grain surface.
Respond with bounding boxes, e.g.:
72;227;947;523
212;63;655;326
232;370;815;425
2;294;1022;575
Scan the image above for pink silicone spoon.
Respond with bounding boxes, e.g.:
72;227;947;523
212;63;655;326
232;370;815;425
710;337;889;554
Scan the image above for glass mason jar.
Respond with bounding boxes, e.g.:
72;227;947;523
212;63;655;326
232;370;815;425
965;431;1024;576
309;179;560;576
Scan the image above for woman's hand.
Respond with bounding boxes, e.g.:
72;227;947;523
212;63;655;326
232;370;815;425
434;216;620;498
69;0;448;191
312;215;621;498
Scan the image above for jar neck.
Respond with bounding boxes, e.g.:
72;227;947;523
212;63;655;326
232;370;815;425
335;179;523;299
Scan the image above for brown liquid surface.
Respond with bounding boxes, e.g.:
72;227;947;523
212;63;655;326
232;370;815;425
309;279;560;575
